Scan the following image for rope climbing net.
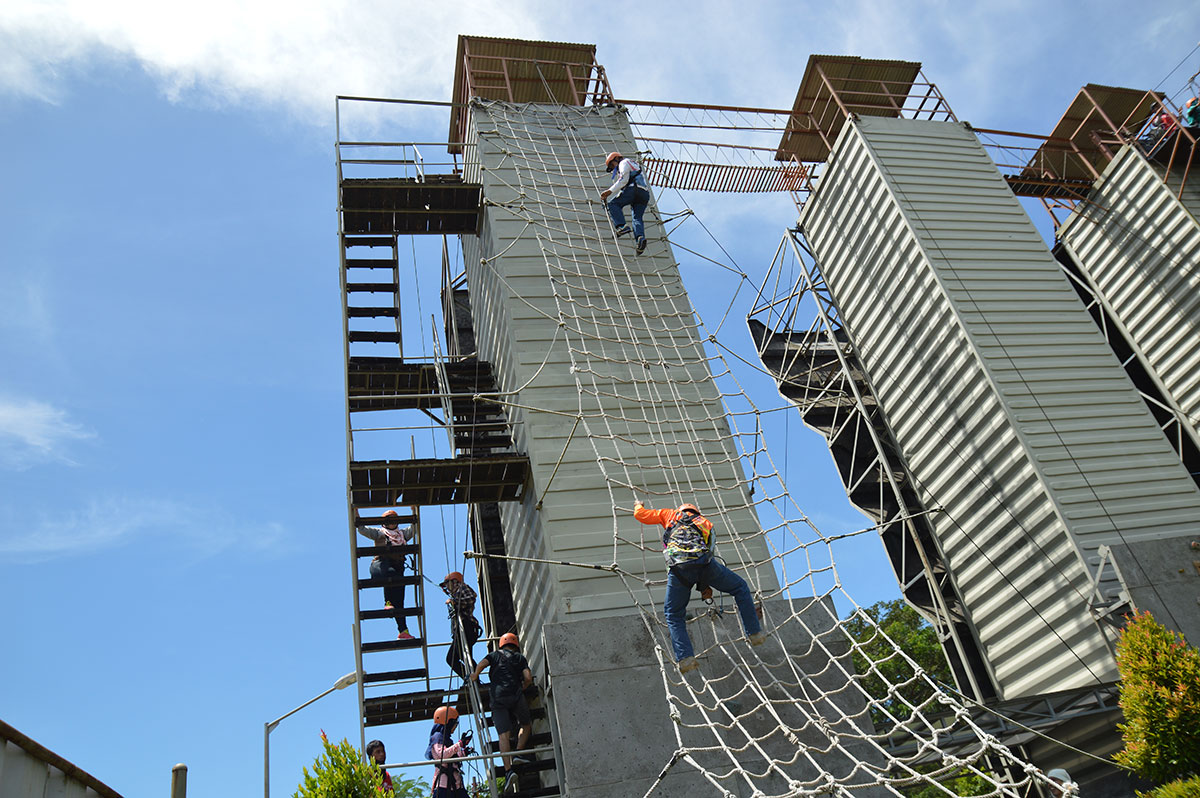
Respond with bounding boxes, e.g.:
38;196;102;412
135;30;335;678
466;98;1076;797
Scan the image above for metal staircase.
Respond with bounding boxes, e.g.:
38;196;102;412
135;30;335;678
335;111;560;796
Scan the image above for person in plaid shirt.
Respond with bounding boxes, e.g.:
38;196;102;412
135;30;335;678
440;572;480;680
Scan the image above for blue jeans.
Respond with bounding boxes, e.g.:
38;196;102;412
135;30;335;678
664;558;761;661
606;183;650;240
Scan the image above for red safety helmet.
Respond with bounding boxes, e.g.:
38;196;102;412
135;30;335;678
499;633;519;649
605;151;622;168
433;705;458;725
441;571;464;587
677;503;700;515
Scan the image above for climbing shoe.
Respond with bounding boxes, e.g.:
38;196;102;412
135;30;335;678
397;630;415;641
614;224;632;237
636;236;647;254
678;656;700;674
749;631;769;647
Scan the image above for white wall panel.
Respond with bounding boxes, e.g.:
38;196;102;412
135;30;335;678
1059;144;1200;446
800;116;1200;698
461;103;778;676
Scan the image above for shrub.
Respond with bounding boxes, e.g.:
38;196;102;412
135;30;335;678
294;731;428;798
1114;612;1200;785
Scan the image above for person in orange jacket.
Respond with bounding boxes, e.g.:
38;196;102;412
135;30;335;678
634;500;767;673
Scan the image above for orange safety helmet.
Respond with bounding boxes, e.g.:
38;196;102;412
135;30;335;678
433;705;458;725
677;503;700;515
605;151;622;168
499;632;519;649
382;509;399;517
441;571;464;587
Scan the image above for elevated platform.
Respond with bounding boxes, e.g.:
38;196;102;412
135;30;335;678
341;175;481;235
349;455;530;506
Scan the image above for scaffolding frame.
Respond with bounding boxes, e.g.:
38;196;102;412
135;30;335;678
749;230;998;705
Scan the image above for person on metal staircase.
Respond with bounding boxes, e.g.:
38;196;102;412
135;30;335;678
441;571;481;680
600;151;651;255
357;508;418;640
427;705;472;798
469;632;534;775
633;500;768;673
365;739;394;795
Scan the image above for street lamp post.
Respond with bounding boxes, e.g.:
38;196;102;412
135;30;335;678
264;670;358;798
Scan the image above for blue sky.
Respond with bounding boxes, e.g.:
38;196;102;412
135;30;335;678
1;2;1198;796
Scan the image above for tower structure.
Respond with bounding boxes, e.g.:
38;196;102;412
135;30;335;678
335;39;1099;798
752;57;1200;796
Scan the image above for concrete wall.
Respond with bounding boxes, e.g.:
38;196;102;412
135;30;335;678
543;599;887;798
798;115;1200;699
460;100;779;678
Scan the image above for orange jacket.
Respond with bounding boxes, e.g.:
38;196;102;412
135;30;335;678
634;504;714;566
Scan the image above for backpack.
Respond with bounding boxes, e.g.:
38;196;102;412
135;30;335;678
663;512;713;567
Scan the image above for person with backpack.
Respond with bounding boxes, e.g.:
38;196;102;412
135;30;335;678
634;500;767;673
441;572;481;680
357;509;417;640
600;151;651;255
469;632;533;774
427;705;473;798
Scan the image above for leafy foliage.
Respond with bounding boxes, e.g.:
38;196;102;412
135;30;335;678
293;732;428;798
843;599;951;727
1137;773;1200;798
1114;612;1200;786
844;600;990;796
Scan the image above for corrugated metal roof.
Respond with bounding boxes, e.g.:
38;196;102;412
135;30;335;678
776;55;922;163
448;35;601;151
1025;83;1162;181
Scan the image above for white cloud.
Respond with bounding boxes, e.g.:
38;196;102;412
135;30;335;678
0;494;286;562
0;397;93;469
0;0;547;120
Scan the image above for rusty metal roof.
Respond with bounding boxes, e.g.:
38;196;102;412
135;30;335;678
1024;83;1163;181
448;35;601;150
776;55;923;162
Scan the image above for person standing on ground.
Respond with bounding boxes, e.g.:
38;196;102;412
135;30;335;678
633;500;767;673
365;739;394;795
441;572;481;680
600;151;651;255
357;509;418;640
469;632;534;775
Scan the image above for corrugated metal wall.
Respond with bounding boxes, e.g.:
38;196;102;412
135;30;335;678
799;116;1200;699
1058;144;1200;445
461;103;778;677
0;737;114;798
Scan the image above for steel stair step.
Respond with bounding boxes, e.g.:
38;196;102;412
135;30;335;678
347;307;400;318
343;236;395;248
345;258;398;269
362;667;426;684
361;636;425;654
349;331;403;343
358;574;423;590
358;606;424;621
346;282;398;293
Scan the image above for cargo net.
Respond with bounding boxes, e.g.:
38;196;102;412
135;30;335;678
468;99;1073;797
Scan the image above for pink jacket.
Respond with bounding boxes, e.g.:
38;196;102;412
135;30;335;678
430;739;465;790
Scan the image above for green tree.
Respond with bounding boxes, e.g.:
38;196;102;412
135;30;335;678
294;732;428;798
845;599;989;797
1114;611;1200;793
